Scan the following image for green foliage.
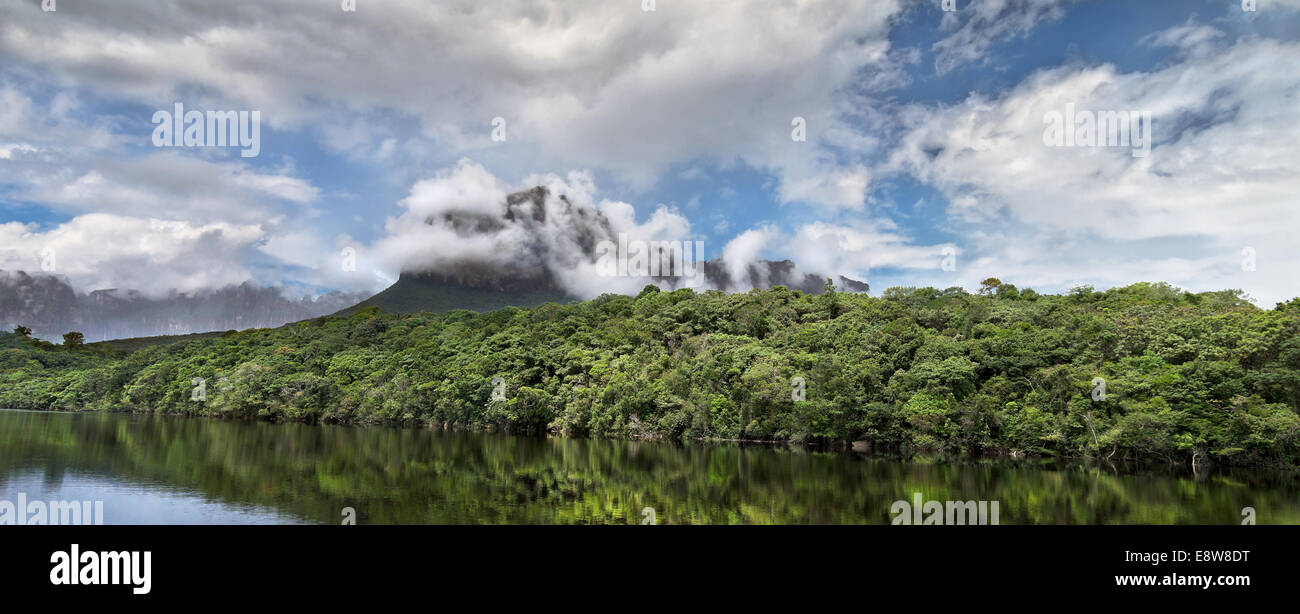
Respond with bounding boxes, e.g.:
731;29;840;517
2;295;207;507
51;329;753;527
3;281;1299;466
978;277;1002;296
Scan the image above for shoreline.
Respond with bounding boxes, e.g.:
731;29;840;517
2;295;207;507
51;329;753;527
4;405;1288;473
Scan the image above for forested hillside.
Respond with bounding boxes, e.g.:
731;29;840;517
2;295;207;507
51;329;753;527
3;280;1299;466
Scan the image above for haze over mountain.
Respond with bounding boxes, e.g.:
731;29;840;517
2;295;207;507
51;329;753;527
6;185;871;339
356;184;868;312
346;185;869;315
0;270;363;342
340;265;869;317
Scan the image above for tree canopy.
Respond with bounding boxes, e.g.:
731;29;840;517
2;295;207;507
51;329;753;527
2;281;1298;467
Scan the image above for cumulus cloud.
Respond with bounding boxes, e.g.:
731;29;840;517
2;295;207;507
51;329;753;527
778;164;873;211
12;153;317;222
0;214;265;297
882;28;1300;304
0;0;900;210
0;85;319;223
784;220;953;281
369;159;701;298
0;82;327;294
721;227;783;291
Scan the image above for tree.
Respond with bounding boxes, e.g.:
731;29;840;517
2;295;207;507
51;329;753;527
978;278;1002;296
821;278;842;318
62;332;85;347
13;325;31;338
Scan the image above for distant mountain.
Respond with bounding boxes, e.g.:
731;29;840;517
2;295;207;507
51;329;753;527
0;270;364;342
3;183;872;336
336;270;574;316
699;259;869;296
336;261;868;317
335;185;869;316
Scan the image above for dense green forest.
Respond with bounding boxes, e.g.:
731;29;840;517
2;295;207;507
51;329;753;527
3;280;1299;466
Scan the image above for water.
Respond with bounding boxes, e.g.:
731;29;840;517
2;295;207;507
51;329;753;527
2;408;1298;524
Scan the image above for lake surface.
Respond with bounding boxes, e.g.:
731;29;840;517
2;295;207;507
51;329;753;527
2;408;1298;524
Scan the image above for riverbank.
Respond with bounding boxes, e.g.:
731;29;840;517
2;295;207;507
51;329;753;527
4;282;1300;467
6;404;1293;473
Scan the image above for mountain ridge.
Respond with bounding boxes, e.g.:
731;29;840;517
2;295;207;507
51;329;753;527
0;270;364;342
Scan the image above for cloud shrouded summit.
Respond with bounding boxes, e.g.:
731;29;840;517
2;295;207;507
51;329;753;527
367;159;849;299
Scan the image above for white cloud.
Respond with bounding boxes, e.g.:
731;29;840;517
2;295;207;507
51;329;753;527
369;159;700;299
783;220;952;282
721;227;782;291
0;214;265;297
0;84;319;223
13;153;319;223
0;0;903;210
778;164;873;211
932;0;1073;74
883;30;1300;304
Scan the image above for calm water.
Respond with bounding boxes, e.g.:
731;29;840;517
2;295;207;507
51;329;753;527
2;408;1298;524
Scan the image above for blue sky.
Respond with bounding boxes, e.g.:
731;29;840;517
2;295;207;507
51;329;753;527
2;0;1298;304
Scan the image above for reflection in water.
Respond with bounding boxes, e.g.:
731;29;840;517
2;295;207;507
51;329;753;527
2;470;303;525
2;409;1297;524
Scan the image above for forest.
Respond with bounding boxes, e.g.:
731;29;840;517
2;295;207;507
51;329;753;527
2;279;1299;467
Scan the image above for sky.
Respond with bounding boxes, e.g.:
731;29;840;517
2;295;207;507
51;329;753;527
1;0;1298;305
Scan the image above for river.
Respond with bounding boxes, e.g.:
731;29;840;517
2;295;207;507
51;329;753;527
2;408;1297;524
